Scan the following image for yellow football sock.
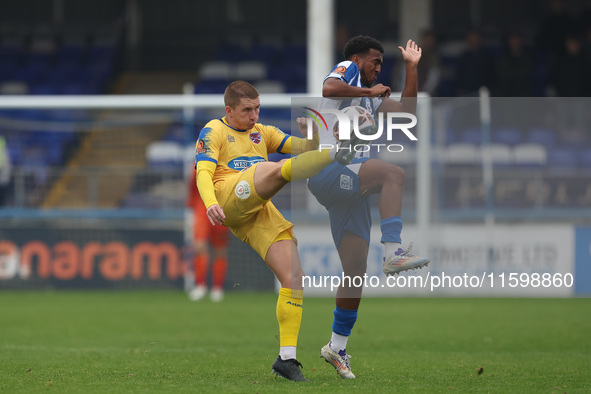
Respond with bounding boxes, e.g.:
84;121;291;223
276;287;304;347
280;149;332;182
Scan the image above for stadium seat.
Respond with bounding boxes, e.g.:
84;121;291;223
193;79;228;94
546;148;578;170
492;128;523;146
214;43;247;63
281;43;306;64
162;124;185;144
0;81;28;95
198;61;233;81
460;128;483;145
488;143;513;166
235;61;267;82
444;143;479;166
0;59;19;82
578;150;591;170
248;43;279;66
146;141;184;167
512;143;547;167
61;83;89;95
51;61;84;83
527;128;556;148
378;145;416;166
13;61;51;84
29;83;60;95
254;80;285;94
184;145;195;164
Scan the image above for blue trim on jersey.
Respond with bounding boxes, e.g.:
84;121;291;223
276;135;289;154
219;118;248;132
195;156;217;164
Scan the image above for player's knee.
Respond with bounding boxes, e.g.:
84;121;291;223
282;267;305;289
263;161;287;183
385;163;405;186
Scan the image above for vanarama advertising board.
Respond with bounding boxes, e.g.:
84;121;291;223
0;226;184;289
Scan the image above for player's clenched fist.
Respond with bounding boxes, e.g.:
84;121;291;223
368;83;391;98
206;204;226;226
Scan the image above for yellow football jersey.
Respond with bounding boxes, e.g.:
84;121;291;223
195;117;289;188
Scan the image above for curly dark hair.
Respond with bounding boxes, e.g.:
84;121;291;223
343;35;384;60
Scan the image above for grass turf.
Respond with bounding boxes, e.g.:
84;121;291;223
0;291;589;393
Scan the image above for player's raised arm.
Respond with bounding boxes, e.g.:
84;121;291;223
377;40;422;115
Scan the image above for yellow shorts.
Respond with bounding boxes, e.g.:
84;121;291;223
215;163;294;260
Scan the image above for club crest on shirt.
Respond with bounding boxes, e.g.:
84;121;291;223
249;132;261;144
227;135;235;142
196;140;206;154
334;65;347;77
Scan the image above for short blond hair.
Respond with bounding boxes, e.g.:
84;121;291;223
224;80;259;108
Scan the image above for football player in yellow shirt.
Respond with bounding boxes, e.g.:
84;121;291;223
195;80;361;381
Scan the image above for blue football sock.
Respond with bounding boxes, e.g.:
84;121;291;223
332;307;358;336
380;216;402;244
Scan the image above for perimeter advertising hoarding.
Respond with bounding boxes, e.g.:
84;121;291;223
296;224;578;297
0;226;184;289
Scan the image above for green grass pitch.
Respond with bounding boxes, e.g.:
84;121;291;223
1;291;589;393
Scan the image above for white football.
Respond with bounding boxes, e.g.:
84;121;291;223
333;105;377;141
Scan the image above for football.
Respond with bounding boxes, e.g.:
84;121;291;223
333;105;377;141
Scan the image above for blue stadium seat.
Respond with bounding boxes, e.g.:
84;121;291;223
513;143;547;168
214;44;246;63
61;83;89;95
7;144;24;165
193;79;228;94
492;128;523;146
12;61;51;84
579;150;591;171
57;43;88;64
248;43;279;66
29;83;60;95
0;59;19;82
460;128;483;145
50;61;84;83
281;43;307;65
527;128;556;147
546;148;578;170
162;124;185;144
441;129;457;145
